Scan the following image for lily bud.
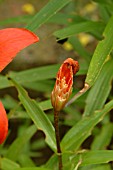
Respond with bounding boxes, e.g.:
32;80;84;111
51;58;79;111
0;102;8;144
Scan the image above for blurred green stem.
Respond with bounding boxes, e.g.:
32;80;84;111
54;110;62;170
66;83;90;106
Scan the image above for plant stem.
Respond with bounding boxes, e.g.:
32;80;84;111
54;110;63;170
66;83;90;106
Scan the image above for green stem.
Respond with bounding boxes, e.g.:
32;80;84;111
66;83;90;106
54;110;63;170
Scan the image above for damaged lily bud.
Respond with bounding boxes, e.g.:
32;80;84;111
51;58;79;111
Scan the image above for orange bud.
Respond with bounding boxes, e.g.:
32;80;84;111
51;58;79;111
0;102;8;144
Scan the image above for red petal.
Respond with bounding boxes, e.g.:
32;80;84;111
64;58;79;74
0;102;8;144
0;28;39;71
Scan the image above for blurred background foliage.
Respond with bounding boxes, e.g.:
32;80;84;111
1;0;113;170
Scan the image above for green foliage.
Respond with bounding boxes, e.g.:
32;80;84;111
54;21;105;40
85;15;113;87
26;0;73;31
1;0;113;170
11;79;56;152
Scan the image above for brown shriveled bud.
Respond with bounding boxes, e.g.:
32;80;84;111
51;58;79;111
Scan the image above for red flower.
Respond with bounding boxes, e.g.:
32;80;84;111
0;28;39;71
0;28;39;143
51;58;79;111
0;102;8;144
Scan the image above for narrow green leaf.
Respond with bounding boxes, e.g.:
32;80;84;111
0;13;85;26
31;138;46;150
0;157;20;170
48;12;73;25
1;95;52;112
91;123;113;150
64;106;82;126
45;150;112;170
12;168;50;170
84;59;113;116
6;125;37;161
85;15;113;87
71;150;113;167
79;164;111;170
39;100;52;111
1;62;86;90
9;64;60;83
99;5;111;23
48;13;86;25
11;79;56;151
54;21;105;40
8;63;87;85
45;154;58;170
1;95;18;110
80;150;113;166
23;80;54;92
93;0;113;6
26;0;72;31
0;75;12;89
18;154;35;167
61;100;113;151
68;36;92;63
0;15;32;25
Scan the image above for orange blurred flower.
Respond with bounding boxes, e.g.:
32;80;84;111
0;102;8;144
0;27;39;143
0;28;39;71
51;58;79;111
